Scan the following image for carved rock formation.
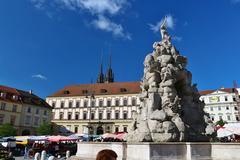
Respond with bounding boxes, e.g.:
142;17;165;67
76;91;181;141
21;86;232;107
127;17;215;142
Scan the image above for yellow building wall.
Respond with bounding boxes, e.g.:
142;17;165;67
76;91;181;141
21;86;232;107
0;100;22;127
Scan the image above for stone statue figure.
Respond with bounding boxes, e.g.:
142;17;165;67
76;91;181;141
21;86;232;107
160;16;169;40
127;17;215;142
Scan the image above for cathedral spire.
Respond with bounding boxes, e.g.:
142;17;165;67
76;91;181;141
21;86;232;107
96;54;105;83
105;53;114;83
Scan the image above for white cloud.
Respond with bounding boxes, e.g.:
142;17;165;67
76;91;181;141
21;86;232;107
31;0;46;9
31;0;131;39
55;0;127;14
32;74;47;80
92;15;131;40
74;0;127;15
149;15;175;33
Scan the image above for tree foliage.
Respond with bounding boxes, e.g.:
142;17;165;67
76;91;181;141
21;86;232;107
36;122;53;135
0;123;17;137
215;118;226;126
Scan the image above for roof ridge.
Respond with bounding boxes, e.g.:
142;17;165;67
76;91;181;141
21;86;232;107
47;81;141;97
63;81;140;88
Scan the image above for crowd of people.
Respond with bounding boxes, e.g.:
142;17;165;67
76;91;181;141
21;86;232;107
21;142;77;159
0;138;77;159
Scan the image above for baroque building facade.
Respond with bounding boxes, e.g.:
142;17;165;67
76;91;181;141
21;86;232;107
46;82;141;135
200;88;240;124
47;85;240;135
46;55;239;134
0;85;52;135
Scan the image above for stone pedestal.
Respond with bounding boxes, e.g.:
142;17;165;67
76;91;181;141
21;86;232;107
76;142;240;160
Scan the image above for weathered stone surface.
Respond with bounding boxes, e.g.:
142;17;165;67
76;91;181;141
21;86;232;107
162;121;177;133
151;132;178;142
148;120;164;133
150;110;166;121
127;16;215;142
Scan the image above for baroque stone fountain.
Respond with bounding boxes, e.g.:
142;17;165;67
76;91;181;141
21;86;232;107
127;17;214;142
76;17;240;160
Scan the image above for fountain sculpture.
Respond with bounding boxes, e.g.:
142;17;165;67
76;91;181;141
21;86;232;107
127;17;214;142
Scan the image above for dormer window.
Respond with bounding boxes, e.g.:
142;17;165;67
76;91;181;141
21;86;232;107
120;88;127;93
100;89;107;93
12;95;18;100
82;90;88;94
63;90;70;94
0;92;6;98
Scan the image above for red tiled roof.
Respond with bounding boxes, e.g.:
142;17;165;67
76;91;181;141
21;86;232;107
17;89;52;108
199;88;235;95
0;85;20;95
0;85;52;108
48;82;141;97
48;81;237;97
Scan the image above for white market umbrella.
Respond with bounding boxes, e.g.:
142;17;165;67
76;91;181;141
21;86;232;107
29;136;48;141
217;128;233;138
223;123;240;135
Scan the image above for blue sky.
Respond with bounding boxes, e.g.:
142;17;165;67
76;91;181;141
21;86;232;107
0;0;240;98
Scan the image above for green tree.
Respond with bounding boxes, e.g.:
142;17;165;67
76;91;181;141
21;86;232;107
0;123;17;137
36;122;53;135
215;118;226;126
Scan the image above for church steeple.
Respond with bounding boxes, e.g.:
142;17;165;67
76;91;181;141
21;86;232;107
105;54;114;83
96;57;105;83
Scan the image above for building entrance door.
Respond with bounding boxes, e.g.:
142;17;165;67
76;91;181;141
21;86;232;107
96;126;103;135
